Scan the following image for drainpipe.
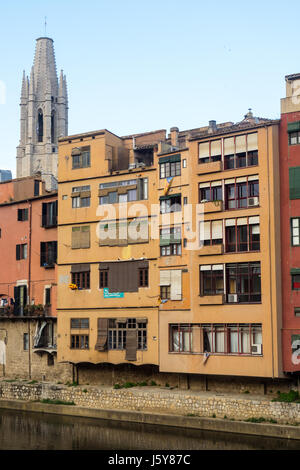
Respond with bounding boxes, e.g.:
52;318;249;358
0;328;7;377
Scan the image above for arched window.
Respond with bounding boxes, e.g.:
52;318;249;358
51;110;55;144
37;109;43;143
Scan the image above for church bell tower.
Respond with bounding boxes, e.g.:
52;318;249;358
16;37;68;190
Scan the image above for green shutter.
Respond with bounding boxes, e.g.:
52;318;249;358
159;154;181;164
288;122;300;133
159;193;181;201
289;167;300;200
290;268;300;275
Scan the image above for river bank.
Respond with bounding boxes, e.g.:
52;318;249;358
0;379;300;440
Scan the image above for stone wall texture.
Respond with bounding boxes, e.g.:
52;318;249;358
1;380;300;425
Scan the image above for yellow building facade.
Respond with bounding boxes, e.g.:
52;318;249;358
57;115;283;383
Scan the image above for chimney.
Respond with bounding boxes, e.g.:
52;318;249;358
170;127;179;148
208;120;217;134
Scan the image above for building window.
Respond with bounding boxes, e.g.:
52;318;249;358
72;146;90;169
40;241;57;267
289;167;300;200
288;122;300;145
23;333;29;351
17;208;28;221
169;323;262;355
225;217;260;252
99;178;147;205
160;194;181;214
45;287;51;306
71;185;91;208
223;134;258;169
200;265;224;296
71;335;89;349
170;324;193;352
99;269;108;288
47;354;54;366
16;243;27;260
34;180;40;196
200;220;223;246
160;285;171;300
37;110;43;143
139;268;149;287
71;271;90;289
42;201;57;227
71;226;90;249
294;308;300;317
107;318;147;351
199;182;222;203
70;318;89;329
160;226;182;256
199;140;222;164
225;176;259;210
159;160;181;178
291;218;300;246
226;262;261;303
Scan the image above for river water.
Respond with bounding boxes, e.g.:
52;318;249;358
0;408;299;450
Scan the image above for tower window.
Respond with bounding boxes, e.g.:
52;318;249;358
51;111;55;143
37;110;43;142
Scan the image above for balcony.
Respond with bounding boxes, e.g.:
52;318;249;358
200;200;223;213
198;160;222;175
199;294;224;305
199;244;224;256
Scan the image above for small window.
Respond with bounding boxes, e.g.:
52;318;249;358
291;218;300;246
295;308;300;317
45;287;51;305
72;146;90;169
17;208;28;221
183;197;188;205
16;243;27;260
99;269;108;288
70;335;89;349
71;318;90;329
23;333;29;351
139;268;149;287
160;285;171;300
292;274;300;290
48;354;54;366
72;271;90;289
34;180;40;196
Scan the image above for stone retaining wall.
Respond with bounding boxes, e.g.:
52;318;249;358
0;380;300;425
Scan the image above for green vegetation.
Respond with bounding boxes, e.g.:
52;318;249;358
165;383;170;388
40;398;75;406
28;380;38;384
65;381;78;387
245;417;266;423
243;390;250;394
212;414;216;418
83;389;88;393
272;390;300;403
113;380;157;389
186;413;199;417
150;380;157;386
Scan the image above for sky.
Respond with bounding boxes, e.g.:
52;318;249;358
0;0;299;176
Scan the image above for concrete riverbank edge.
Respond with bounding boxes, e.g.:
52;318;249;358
1;399;300;441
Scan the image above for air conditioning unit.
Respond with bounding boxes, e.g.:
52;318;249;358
228;294;238;303
251;344;262;355
128;163;136;169
136;162;146;168
200;199;209;203
248;197;259;207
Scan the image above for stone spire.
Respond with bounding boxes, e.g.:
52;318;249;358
16;37;68;190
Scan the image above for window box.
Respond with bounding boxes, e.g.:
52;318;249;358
201;200;223;213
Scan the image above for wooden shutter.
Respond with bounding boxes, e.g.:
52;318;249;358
72;227;81;249
125;329;137;361
80;226;90;249
170;270;182;300
289;167;300;200
160;270;171;286
95;318;108;351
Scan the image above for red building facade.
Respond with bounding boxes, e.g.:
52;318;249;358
280;74;300;373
